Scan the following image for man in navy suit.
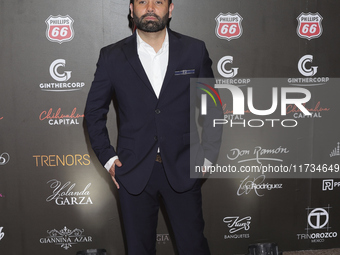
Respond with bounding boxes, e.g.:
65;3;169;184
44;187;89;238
85;0;222;254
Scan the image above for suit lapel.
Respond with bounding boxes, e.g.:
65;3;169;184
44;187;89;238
121;30;183;100
159;30;182;99
121;33;155;96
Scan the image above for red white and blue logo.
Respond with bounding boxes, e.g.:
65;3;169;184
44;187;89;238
215;13;243;41
297;12;323;40
45;15;74;44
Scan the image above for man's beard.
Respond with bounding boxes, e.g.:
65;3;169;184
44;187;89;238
133;11;169;32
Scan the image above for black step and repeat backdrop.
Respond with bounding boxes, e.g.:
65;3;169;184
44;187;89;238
1;0;340;254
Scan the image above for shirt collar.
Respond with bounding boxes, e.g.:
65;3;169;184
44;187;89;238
136;29;169;54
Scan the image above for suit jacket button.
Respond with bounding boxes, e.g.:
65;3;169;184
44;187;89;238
155;109;161;114
154;136;158;141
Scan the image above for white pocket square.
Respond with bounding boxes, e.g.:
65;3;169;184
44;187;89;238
175;69;195;75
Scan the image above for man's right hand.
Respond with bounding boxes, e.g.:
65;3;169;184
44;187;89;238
109;159;122;189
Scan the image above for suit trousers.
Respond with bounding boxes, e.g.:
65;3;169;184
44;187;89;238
117;159;211;255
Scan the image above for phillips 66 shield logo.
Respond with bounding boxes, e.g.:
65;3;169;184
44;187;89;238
45;15;74;44
215;13;243;41
297;12;323;40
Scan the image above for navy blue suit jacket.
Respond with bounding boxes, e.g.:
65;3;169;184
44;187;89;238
85;29;222;195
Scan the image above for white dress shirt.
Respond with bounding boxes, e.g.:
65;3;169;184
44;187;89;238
104;29;211;172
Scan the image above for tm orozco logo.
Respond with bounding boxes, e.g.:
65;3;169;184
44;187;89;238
39;59;85;92
297;12;323;40
45;15;74;44
215;13;243;41
0;152;10;166
297;205;337;243
308;208;329;229
40;226;92;250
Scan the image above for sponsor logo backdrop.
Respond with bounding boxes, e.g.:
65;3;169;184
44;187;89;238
1;0;340;254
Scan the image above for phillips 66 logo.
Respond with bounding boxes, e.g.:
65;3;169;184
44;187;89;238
45;15;74;44
215;13;243;41
297;12;323;40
